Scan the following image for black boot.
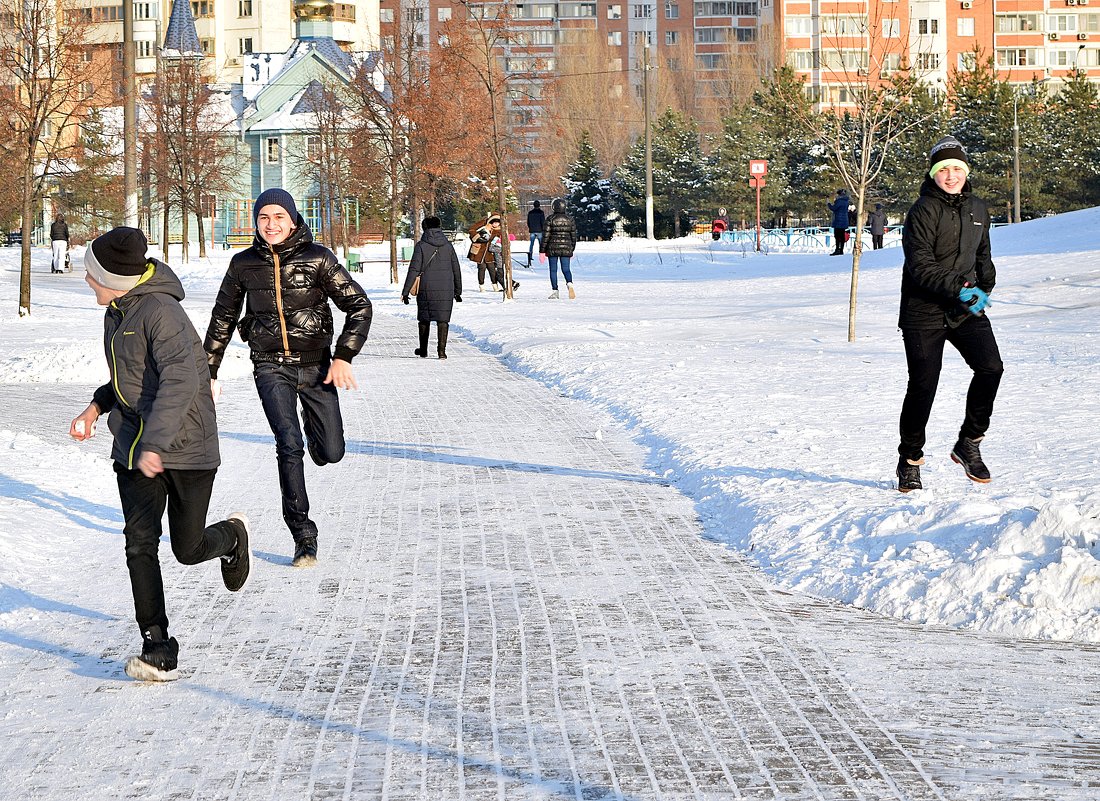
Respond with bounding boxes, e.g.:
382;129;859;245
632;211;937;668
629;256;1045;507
125;625;180;681
437;322;449;359
896;457;923;493
414;322;429;357
293;536;318;567
951;436;991;483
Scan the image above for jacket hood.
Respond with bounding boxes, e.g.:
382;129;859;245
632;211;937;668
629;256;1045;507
421;228;450;247
252;214;314;257
919;176;971;206
118;259;185;305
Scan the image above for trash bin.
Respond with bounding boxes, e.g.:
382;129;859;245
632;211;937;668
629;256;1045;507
346;252;361;272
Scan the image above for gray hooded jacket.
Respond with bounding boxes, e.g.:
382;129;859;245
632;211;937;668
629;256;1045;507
91;260;220;470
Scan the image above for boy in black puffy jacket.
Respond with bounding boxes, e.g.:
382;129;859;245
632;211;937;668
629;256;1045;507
895;137;1004;492
204;189;372;566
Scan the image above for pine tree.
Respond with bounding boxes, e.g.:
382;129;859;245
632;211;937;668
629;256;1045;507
562;131;614;240
652;109;711;238
1042;69;1100;212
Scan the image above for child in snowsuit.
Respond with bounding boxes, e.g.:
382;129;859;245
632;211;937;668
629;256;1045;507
70;226;250;682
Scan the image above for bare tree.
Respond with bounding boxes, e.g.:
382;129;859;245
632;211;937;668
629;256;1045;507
773;8;941;341
0;0;94;314
144;57;236;261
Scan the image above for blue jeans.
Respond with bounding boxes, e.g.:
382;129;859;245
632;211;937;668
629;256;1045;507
253;356;345;541
548;256;572;290
528;233;543;263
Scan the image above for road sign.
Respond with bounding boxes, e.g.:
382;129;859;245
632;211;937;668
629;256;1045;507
749;176;766;188
749;159;768;176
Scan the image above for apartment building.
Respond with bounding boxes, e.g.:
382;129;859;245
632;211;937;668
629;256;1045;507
79;0;379;88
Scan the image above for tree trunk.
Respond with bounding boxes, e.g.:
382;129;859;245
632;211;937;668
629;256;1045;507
161;198;170;262
18;159;34;315
181;202;190;264
848;192;866;343
196;206;207;259
389;155;400;285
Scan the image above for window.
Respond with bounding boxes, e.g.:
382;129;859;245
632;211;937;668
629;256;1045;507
334;3;354;21
957;18;974;37
608;3;622;18
787;49;816;69
957;51;977;71
239;38;253;55
785;16;813;36
266;138;280;164
134;3;155;20
1048;15;1079;33
821;49;867;70
632;3;653;17
665;30;679;45
735;26;756;42
996;15;1039;33
916;52;941;70
190;1;214;18
528;30;555;44
665;1;678;18
882;18;900;38
379;8;393;23
881;52;901;73
696;54;725;69
820;15;864;35
608;31;622;46
696;28;725;43
608;57;623;70
917;19;939;35
405;7;424;22
666;57;680;70
628;30;653;45
93;6;122;22
996;49;1040;67
200;38;214;55
137;40;153;58
238;0;252;16
438;7;451;20
560;2;596;16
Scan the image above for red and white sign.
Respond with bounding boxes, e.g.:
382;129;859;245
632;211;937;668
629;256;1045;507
749;159;768;176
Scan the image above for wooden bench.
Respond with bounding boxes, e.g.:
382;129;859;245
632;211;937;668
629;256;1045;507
360;232;384;245
223;233;253;249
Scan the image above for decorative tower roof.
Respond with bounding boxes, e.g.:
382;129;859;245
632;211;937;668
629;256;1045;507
294;0;335;40
162;0;203;60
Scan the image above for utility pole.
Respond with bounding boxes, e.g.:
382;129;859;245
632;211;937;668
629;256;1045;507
123;0;138;226
642;42;654;240
1011;94;1020;224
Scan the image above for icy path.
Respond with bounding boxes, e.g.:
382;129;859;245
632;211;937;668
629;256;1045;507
0;316;1097;799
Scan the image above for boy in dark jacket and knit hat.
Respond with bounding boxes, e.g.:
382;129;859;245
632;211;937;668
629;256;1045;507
204;189;372;566
896;136;1004;492
70;226;251;682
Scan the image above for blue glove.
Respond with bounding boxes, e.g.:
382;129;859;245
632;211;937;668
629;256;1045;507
402;296;409;305
958;286;990;315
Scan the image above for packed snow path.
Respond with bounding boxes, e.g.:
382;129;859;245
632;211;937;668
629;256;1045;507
1;314;1097;800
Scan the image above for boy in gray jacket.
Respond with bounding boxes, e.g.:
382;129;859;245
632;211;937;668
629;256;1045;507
69;227;251;682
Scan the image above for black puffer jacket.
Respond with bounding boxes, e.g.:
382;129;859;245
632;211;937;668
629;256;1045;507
900;177;995;330
92;261;219;471
204;218;372;377
402;228;462;323
543;210;577;257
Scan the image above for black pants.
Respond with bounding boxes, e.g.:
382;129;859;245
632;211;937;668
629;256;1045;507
115;464;237;636
477;260;504;287
253;356;345;541
898;315;1003;461
872;234;884;249
832;227;846;253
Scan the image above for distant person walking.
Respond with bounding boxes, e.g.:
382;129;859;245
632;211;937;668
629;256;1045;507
895;136;1003;493
69;227;250;682
526;200;545;267
828;188;851;255
868;203;888;250
468;214;508;292
544;199;577;299
50;214;69;273
402;216;462;360
204;188;372;567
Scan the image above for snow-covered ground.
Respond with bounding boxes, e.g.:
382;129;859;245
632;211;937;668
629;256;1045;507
2;208;1098;648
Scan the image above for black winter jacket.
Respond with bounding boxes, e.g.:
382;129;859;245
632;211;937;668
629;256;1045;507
402;228;462;323
526;207;545;234
50;220;69;242
543;212;577;257
92;261;220;471
204;218;372;377
900;177;995;330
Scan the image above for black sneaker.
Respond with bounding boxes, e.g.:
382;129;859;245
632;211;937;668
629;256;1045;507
125;626;180;682
292;536;318;568
220;513;252;592
896;457;924;493
951;436;991;483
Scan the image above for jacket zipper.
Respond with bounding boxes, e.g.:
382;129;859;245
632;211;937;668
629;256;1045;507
271;247;291;355
109;302;143;469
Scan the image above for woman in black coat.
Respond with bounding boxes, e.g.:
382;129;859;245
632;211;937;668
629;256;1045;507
402;216;462;359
